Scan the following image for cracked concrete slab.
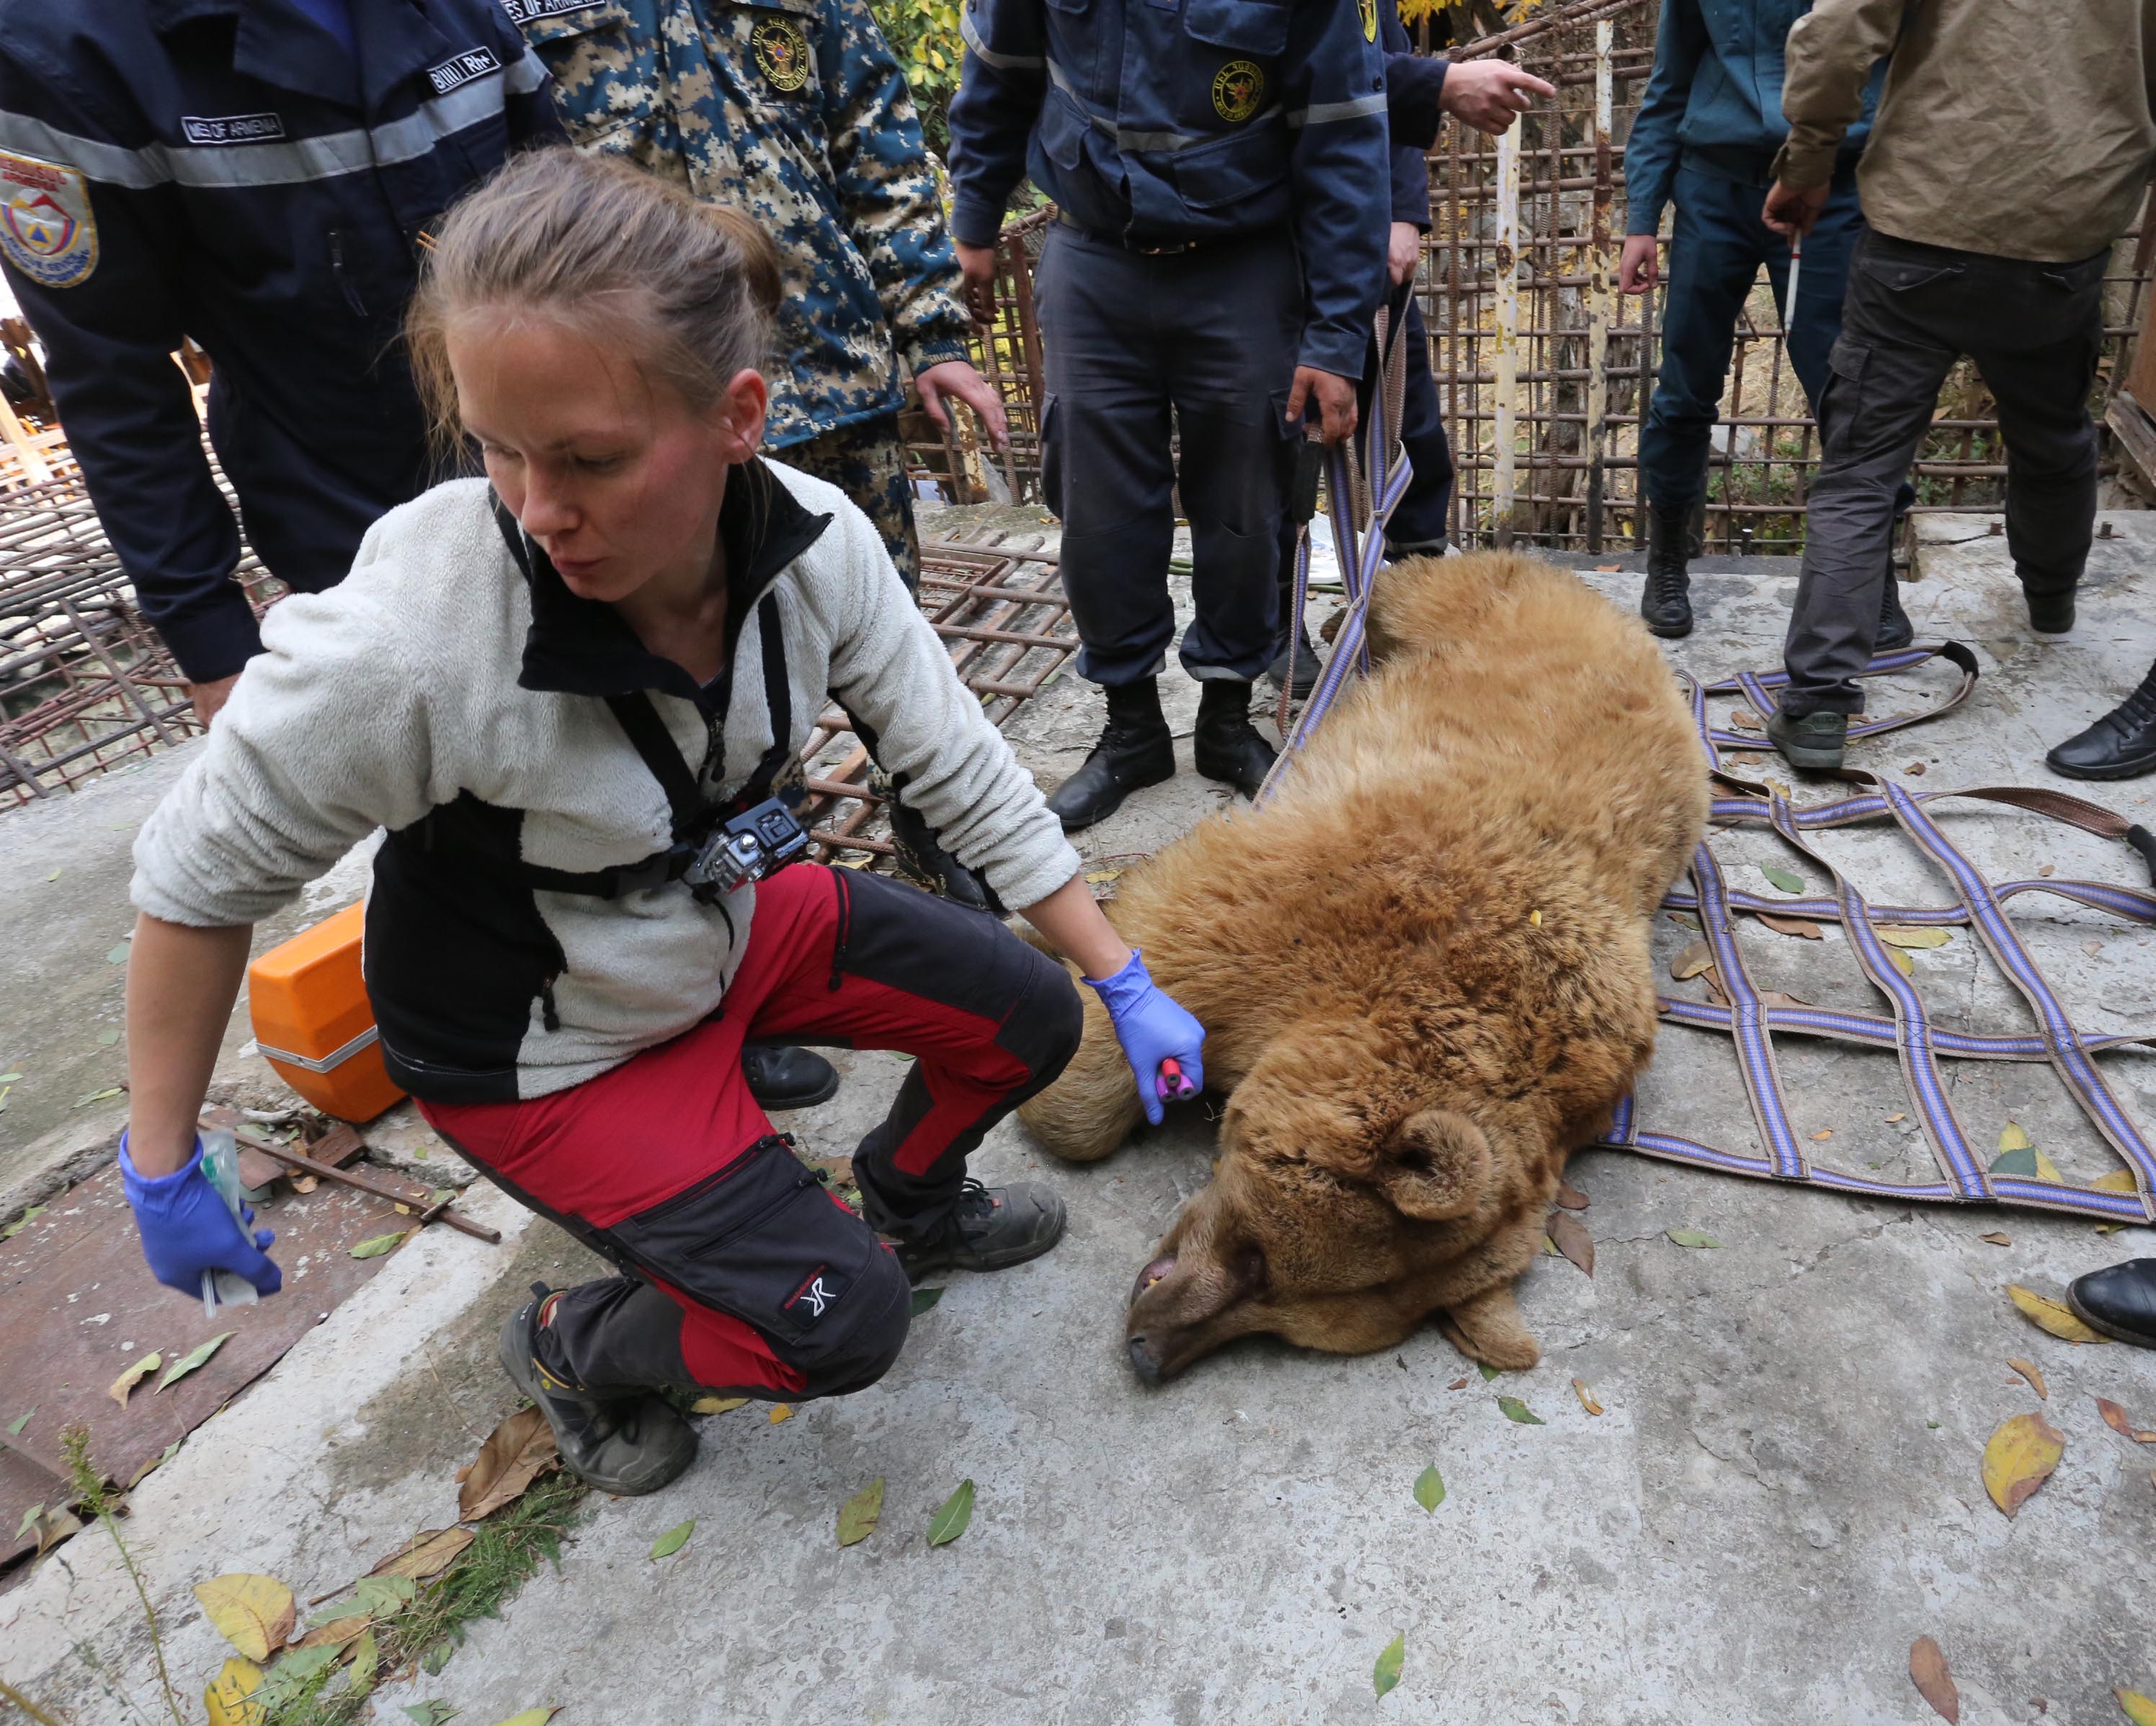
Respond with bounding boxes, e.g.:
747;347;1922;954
1;507;2152;1725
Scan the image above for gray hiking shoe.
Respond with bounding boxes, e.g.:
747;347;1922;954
893;1178;1067;1281
1766;707;1848;772
499;1285;698;1497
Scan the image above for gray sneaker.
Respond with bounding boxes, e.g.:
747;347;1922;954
1765;707;1848;772
891;1179;1067;1281
499;1286;699;1497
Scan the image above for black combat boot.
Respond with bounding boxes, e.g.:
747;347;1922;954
2067;1258;2156;1348
741;1045;839;1110
1265;620;1322;701
2045;659;2156;780
499;1286;699;1496
1640;500;1694;639
2026;587;2077;634
1192;678;1278;798
1046;678;1175;832
1876;575;1915;652
886;791;1000;914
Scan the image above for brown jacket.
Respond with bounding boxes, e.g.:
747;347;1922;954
1773;0;2156;263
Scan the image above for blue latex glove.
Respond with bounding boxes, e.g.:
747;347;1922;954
1084;949;1206;1126
120;1132;282;1299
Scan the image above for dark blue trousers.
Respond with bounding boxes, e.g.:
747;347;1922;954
1035;223;1300;687
1639;160;1867;510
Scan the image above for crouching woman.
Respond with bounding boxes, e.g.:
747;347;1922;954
117;151;1202;1496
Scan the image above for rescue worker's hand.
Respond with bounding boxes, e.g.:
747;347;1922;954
1618;233;1660;295
1083;950;1206;1128
1286;366;1359;447
954;240;999;326
1388;222;1422;288
1439;60;1556;135
1763;179;1830;241
916;360;1011;452
190;674;240;728
120;1131;282;1299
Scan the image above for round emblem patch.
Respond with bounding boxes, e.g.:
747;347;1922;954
1211;61;1265;124
752;17;812;92
0;151;96;290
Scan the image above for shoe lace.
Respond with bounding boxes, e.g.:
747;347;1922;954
1645;561;1688;605
2114;672;2156;729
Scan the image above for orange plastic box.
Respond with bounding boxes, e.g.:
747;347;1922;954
248;902;405;1122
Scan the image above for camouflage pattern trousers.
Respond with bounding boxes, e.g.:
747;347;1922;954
781;412;919;592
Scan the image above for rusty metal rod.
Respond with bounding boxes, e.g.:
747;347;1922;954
231;1128;501;1245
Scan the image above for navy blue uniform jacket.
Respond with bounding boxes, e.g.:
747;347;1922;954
946;0;1391;380
0;0;558;680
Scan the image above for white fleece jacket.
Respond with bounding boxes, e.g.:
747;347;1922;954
131;461;1079;1101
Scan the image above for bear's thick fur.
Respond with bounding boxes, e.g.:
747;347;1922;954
1021;551;1709;1380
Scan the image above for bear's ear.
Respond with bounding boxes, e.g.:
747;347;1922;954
1378;1109;1490;1222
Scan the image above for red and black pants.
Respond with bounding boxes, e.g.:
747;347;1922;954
424;865;1081;1402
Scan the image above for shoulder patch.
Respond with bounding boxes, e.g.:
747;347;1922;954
499;0;610;22
0;151;96;289
751;15;813;92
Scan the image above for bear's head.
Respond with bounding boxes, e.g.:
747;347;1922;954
1123;1028;1548;1383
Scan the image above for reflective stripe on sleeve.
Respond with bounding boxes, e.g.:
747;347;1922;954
1286;92;1389;129
0;64;529;192
960;9;1044;71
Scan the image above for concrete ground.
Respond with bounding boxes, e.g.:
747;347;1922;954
3;510;2153;1725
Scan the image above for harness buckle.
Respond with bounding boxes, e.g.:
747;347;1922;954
682;796;813;900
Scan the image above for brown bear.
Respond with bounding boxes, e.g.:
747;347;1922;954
1020;550;1709;1382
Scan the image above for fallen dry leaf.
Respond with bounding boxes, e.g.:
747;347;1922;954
194;1574;296;1663
159;1331;233;1393
1572;1379;1603;1416
1554;1180;1589;1211
1702;968;1732;1007
295;1615;371;1652
1446;1376;1468;1390
1909;1636;1959;1722
1810;1129;1833;1142
1756;912;1824;940
2007;1358;2047;1399
1884;946;1915;977
367;1526;474;1583
2038;863;2055;878
1982;1411;2066;1516
1876;925;1951;949
1886;1112;1907;1124
1546;1211;1595;1276
1758;989;1814;1008
2007;1285;2109;1344
1731;708;1763;731
2097;1397;2156;1443
108;1351;161;1407
2083;939;2105;957
770;1404;795;1424
1980;1232;2010;1246
2121;1688;2156;1726
690;1394;750;1415
1998;1123;2032;1152
202;1657;264;1726
457;1407;560;1521
2093;1168;2140;1194
1670;940;1714;981
1905;762;1927;777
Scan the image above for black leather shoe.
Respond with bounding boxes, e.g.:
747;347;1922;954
1047;678;1176;832
891;1178;1067;1281
886;791;999;914
500;1286;699;1495
741;1044;839;1111
1876;577;1915;652
1265;620;1322;701
1765;706;1847;772
2027;589;2077;633
2067;1257;2156;1348
1192;679;1277;797
2045;661;2156;780
1640;501;1693;639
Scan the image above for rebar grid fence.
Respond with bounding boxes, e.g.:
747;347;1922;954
920;0;2151;555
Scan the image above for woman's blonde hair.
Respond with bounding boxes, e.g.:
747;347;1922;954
408;148;783;460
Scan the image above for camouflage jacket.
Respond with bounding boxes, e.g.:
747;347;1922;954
509;0;974;446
